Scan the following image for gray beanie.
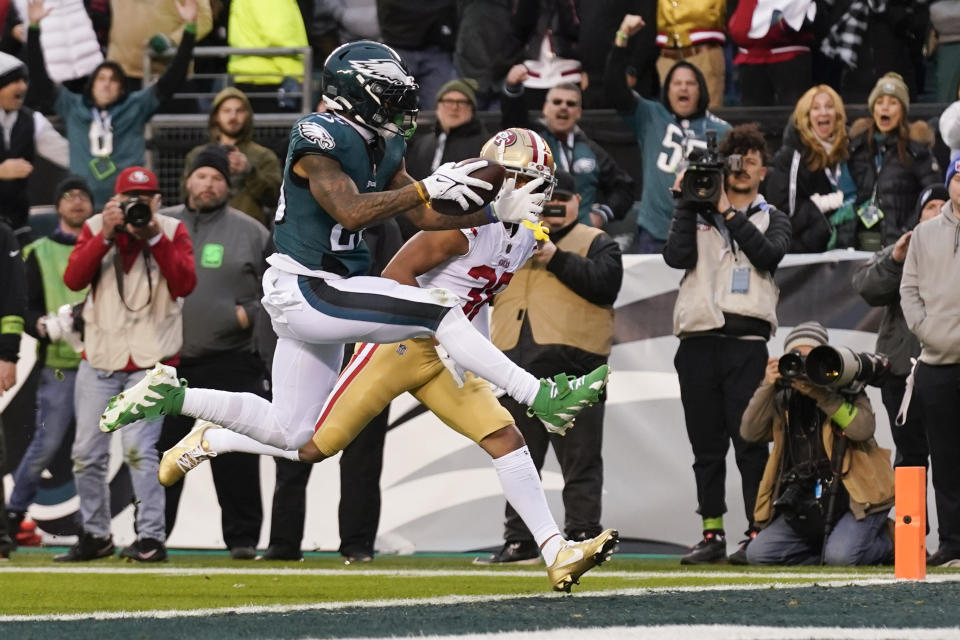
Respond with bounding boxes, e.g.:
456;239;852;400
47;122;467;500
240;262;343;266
784;321;829;353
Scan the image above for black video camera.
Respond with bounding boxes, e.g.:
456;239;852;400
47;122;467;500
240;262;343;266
121;197;152;228
681;130;743;204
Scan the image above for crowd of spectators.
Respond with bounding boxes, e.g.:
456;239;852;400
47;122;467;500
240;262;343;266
1;0;960;569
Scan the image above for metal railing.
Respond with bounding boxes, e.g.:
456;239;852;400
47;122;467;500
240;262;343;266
143;45;314;113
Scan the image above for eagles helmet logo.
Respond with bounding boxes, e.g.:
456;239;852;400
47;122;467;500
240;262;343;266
349;58;414;84
298;121;336;150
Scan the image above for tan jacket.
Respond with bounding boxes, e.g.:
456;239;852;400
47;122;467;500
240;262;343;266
673;208;779;337
491;225;614;356
741;382;895;526
81;214;185;371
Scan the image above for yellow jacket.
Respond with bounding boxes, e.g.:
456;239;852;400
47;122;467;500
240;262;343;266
227;0;308;84
657;0;727;48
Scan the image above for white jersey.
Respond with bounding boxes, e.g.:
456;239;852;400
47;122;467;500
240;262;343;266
417;222;538;336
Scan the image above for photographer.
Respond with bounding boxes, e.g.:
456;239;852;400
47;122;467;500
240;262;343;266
740;322;894;566
663;123;791;564
58;166;195;562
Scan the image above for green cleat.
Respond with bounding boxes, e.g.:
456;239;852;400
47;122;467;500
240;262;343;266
99;364;186;433
527;364;609;435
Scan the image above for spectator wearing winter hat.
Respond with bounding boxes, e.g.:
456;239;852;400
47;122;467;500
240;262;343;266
158;145;270;560
740;320;894;566
846;72;941;252
900;151;960;567
5;174;94;539
24;0;199;209
57;165;195;563
182;87;282;226
0;50;68;246
404;78;489;239
853;184;949;506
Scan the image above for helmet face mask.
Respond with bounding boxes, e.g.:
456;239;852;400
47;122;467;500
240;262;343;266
480;128;557;201
322;41;420;140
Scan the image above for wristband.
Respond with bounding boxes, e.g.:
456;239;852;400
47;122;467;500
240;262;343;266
616;30;629;41
184;22;197;34
413;180;430;205
831;402;859;429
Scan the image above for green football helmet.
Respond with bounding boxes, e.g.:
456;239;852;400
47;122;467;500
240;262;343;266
321;41;420;140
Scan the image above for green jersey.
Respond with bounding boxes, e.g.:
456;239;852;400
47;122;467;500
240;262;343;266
273;113;406;276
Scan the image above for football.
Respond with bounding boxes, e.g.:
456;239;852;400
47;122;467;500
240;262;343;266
429;158;506;216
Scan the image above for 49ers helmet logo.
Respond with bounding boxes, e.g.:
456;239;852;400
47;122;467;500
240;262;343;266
493;130;517;147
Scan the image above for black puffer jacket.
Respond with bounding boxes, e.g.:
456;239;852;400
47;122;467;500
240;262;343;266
763;125;835;253
405;118;489;181
845;118;940;249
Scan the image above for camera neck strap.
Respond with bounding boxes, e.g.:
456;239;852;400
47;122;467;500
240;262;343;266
112;242;153;313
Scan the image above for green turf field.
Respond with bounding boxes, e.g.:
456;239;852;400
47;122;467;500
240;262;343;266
3;548;960;639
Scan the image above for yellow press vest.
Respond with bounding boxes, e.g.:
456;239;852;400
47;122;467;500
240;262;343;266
491;224;613;356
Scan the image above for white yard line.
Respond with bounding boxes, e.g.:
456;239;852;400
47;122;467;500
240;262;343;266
338;625;960;640
4;566;957;581
1;577;956;623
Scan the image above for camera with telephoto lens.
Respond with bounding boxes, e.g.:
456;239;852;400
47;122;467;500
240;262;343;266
680;130;743;204
778;350;807;382
121;197;152;228
803;345;890;391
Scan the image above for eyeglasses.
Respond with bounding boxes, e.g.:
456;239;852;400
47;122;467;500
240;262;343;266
60;190;91;201
437;99;472;108
550;99;580;108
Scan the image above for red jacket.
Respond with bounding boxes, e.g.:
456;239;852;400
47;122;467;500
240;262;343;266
728;0;814;65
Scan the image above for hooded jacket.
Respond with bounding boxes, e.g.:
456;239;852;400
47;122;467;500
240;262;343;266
182;88;283;225
605;51;731;241
741;381;894;527
846;117;941;249
901;201;960;365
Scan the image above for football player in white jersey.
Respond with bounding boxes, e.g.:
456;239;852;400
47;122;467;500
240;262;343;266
157;128;618;591
99;44;609;472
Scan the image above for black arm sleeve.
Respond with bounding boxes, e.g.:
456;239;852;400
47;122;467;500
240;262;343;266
603;44;638;113
589;138;636;219
22;250;46;341
153;28;197;101
662;200;699;269
0;224;25;361
25;26;59;113
545;232;624;306
725;207;792;272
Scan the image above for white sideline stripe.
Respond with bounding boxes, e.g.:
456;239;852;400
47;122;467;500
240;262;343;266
343;625;960;640
7;566;960;581
1;578;956;623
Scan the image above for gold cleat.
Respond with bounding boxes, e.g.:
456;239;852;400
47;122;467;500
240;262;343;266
158;420;220;487
546;528;619;592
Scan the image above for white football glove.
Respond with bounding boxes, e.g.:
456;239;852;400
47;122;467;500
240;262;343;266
421;160;493;211
490;176;546;224
809;191;844;213
39;303;83;351
435;344;466;388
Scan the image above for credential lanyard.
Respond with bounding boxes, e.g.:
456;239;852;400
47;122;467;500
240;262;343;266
89;108;114;157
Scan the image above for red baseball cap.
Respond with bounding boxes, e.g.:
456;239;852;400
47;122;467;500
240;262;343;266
114;166;160;195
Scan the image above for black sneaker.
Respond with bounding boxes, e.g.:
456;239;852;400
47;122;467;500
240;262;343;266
257;544;303;561
230;546;257;560
54;532;115;562
343;551;373;565
680;531;727;565
927;546;960;567
728;529;759;565
119;537;167;562
472;540;541;565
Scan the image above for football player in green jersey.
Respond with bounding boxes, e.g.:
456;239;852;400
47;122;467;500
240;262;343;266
100;42;610;491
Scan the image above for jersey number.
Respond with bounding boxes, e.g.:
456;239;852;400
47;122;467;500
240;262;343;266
330;223;363;251
655;123;708;174
463;266;513;320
